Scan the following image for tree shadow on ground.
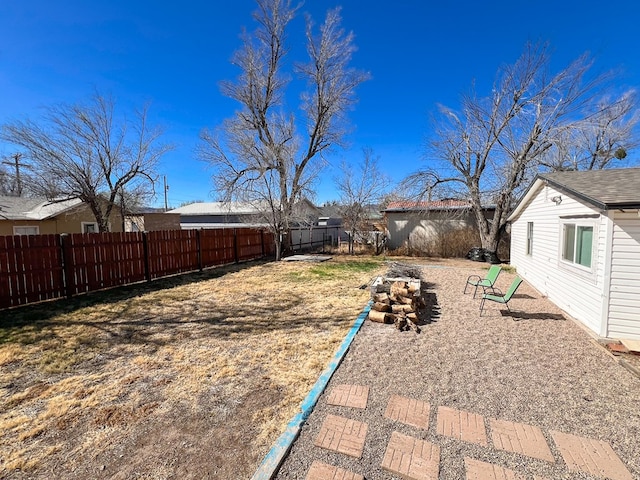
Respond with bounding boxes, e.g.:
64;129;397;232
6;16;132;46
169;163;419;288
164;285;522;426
0;289;345;348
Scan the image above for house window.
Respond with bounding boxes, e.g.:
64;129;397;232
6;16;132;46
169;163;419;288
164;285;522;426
82;222;99;233
561;222;593;268
13;226;40;235
526;222;533;255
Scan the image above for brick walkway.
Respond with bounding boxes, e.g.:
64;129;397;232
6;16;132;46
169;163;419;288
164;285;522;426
305;384;634;480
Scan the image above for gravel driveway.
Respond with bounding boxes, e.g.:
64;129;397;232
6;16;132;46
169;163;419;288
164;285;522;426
274;260;640;479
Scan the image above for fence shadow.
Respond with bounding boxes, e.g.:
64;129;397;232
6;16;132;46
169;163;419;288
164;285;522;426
0;260;269;329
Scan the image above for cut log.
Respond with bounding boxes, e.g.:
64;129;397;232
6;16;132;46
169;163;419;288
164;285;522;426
391;304;414;314
368;309;390;323
372;302;392;312
406;312;418;322
390;282;409;297
407;284;419;294
373;292;390;304
398;295;414;305
392;287;409;298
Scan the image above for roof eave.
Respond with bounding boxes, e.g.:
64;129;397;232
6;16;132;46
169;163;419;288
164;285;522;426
604;202;640;210
507;177;545;222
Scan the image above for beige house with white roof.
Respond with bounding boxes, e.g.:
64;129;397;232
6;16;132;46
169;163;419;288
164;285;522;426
0;196;123;235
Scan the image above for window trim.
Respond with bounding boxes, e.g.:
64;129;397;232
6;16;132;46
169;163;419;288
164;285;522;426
13;225;40;236
526;221;533;256
81;222;99;233
558;217;597;277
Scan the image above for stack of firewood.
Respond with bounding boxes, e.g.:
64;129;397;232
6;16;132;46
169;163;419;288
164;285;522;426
368;279;424;332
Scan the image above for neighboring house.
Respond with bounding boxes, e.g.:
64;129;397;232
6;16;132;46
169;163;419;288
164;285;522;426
383;200;495;250
124;208;181;232
508;167;640;340
0;196;123;235
167;202;269;229
316;203;343;227
168;199;323;230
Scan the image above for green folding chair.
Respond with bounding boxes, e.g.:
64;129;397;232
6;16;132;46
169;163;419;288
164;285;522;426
480;276;523;316
464;264;502;298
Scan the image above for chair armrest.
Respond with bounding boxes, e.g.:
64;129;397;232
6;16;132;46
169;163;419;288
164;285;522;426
466;274;481;284
482;285;503;296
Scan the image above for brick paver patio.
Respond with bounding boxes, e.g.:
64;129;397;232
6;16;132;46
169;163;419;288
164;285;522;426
381;431;440;480
464;457;522;480
314;414;368;458
305;460;364;480
437;406;488;446
308;392;636;479
550;430;633;480
490;419;554;462
384;394;431;429
325;384;370;409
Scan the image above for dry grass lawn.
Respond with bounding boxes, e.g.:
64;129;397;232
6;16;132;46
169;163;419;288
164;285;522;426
0;256;386;479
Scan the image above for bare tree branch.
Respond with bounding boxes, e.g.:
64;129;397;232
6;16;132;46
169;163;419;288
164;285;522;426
335;148;390;253
1;92;173;231
411;43;631;254
199;0;369;259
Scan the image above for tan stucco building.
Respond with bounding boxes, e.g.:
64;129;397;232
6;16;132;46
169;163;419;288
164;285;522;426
0;196;123;235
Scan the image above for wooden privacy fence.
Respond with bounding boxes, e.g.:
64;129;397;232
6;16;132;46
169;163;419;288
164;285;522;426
0;228;274;310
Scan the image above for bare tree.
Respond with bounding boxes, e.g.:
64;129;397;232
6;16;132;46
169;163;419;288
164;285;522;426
198;0;369;260
1;93;173;231
539;90;639;171
410;43;624;255
336;148;390;254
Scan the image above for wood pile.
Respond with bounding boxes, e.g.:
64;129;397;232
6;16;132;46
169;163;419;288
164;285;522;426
368;278;424;333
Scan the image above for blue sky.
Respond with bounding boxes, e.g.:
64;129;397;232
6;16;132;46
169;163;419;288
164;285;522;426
1;0;639;208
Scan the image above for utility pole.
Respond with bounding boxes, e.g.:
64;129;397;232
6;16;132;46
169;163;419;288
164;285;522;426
163;175;169;211
1;153;25;196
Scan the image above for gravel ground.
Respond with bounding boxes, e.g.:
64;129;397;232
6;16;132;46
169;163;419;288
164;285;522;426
275;259;640;479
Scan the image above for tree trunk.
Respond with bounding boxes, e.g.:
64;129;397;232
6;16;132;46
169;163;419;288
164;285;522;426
274;233;283;261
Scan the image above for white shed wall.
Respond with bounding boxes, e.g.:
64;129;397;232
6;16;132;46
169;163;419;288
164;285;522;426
386;211;474;250
608;211;640;339
510;185;608;336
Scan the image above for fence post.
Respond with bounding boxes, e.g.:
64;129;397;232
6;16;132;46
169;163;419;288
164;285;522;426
233;229;239;263
142;231;151;282
60;234;75;299
260;229;265;258
196;229;203;272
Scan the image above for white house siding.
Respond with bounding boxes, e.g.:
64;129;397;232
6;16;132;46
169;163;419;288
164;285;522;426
607;211;640;339
510;185;608;336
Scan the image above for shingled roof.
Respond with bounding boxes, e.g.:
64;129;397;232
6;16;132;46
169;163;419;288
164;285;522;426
539;167;640;210
0;196;83;220
383;199;474;212
508;167;640;222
